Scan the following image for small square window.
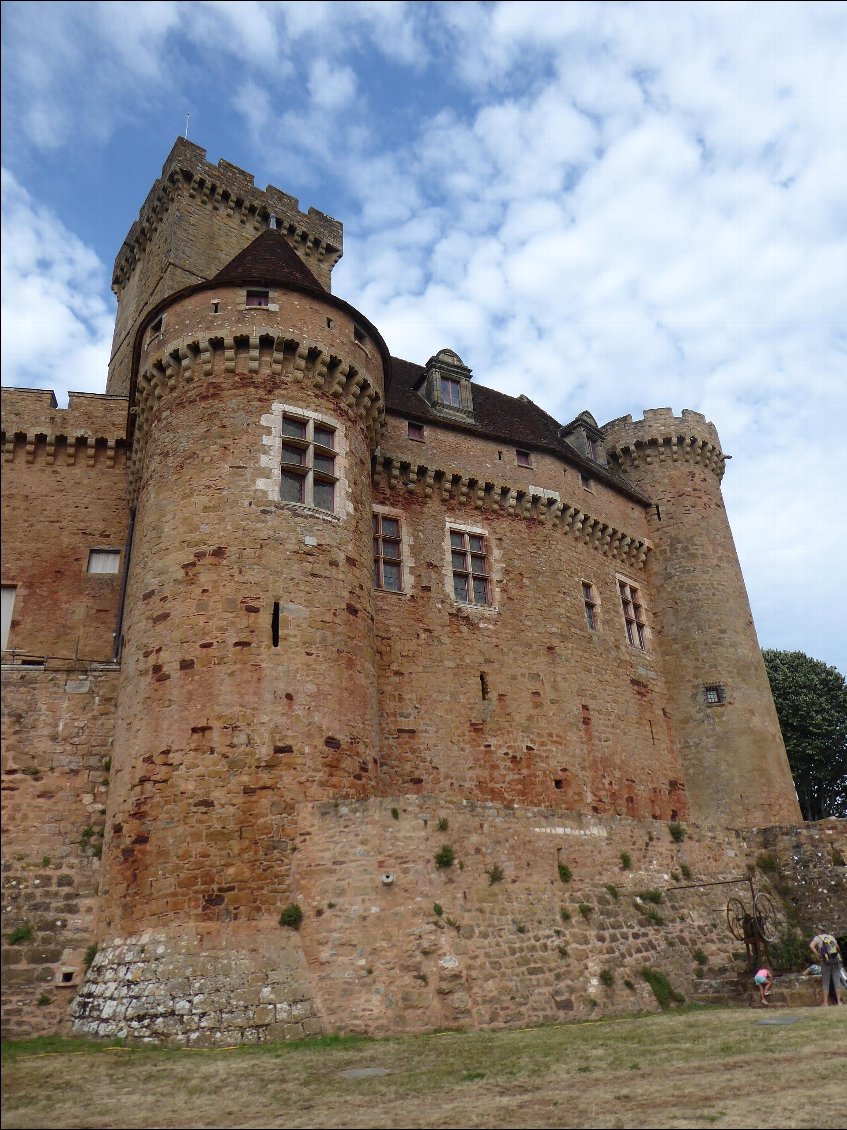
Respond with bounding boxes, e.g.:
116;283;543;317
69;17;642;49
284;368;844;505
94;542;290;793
516;449;532;467
246;289;270;307
580;472;593;490
704;684;727;705
408;422;425;442
87;550;120;575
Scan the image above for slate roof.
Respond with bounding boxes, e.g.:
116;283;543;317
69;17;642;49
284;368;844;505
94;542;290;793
386;356;649;503
210;229;326;294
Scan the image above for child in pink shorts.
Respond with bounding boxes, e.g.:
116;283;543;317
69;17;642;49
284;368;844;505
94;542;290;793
754;967;773;1004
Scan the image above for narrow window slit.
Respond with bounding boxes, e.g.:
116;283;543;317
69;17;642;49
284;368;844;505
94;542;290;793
480;672;490;700
271;601;280;647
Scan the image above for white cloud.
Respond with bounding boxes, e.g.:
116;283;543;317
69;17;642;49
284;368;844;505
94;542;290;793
0;170;113;404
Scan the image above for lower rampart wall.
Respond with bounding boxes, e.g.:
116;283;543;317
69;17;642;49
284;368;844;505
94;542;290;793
1;665;118;1039
65;798;846;1044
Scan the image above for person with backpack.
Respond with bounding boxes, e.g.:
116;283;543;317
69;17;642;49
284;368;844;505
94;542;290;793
809;931;843;1006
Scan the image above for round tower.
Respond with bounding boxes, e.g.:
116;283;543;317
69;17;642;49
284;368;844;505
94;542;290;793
77;232;388;1040
602;408;800;828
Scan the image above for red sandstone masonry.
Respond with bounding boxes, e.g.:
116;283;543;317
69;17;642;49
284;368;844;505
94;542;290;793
1;389;129;663
1;667;118;1039
99;282;386;938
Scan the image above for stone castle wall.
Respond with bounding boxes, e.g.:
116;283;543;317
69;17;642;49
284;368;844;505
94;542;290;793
1;388;129;663
372;414;685;820
1;666;119;1039
69;801;847;1044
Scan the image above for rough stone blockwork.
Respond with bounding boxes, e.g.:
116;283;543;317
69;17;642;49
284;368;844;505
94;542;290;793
67;799;845;1044
1;668;118;1039
70;924;319;1045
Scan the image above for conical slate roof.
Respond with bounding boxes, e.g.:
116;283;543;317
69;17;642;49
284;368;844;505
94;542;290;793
211;228;325;293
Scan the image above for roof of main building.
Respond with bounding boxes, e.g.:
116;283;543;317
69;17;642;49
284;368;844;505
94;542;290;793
386;357;648;503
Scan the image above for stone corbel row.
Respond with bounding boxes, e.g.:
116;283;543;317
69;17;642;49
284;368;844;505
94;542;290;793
2;432;123;467
128;331;386;503
608;435;726;480
373;457;651;567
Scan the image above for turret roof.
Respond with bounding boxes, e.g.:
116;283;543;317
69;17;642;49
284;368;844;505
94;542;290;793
210;229;326;293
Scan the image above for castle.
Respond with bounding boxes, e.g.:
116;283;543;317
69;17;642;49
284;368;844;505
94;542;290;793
2;139;842;1044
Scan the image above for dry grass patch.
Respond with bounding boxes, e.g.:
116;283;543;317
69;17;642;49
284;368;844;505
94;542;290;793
2;1008;846;1129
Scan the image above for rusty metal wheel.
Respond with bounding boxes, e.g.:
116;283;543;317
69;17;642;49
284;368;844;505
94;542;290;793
753;893;780;942
726;897;747;941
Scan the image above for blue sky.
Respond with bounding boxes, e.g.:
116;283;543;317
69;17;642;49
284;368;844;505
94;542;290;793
2;1;846;672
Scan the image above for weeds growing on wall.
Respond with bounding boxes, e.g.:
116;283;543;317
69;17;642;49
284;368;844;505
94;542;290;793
620;852;632;870
486;864;504;885
6;924;33;945
641;967;684;1009
83;943;98;968
768;924;809;972
278;904;304;929
668;822;685;842
558;862;573;883
435;845;455;869
436;817;449;832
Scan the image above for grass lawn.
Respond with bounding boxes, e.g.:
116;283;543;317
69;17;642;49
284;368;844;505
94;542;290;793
2;1005;846;1129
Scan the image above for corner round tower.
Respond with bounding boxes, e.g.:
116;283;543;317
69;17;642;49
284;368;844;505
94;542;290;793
602;408;800;828
99;231;388;940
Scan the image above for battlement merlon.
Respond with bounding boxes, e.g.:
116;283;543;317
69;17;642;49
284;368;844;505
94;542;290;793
1;387;129;445
602;408;728;481
112;138;343;294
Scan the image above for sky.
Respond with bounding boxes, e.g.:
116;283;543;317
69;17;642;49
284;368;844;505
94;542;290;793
2;1;846;673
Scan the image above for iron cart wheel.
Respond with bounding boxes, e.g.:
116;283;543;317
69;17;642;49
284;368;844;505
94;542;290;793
726;897;747;941
753;893;780;942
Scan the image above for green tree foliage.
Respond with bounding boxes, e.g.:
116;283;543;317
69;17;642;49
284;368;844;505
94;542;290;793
762;649;847;819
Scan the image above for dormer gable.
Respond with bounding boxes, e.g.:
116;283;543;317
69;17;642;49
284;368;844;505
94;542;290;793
415;348;475;421
562;410;608;466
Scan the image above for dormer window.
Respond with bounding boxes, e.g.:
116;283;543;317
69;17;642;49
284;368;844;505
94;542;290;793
561;411;607;467
418;348;475;421
353;323;367;344
148;316;163;341
246;289;269;308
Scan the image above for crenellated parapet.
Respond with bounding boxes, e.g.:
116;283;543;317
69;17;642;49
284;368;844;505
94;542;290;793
112;139;342;294
129;330;386;503
602;408;727;482
373;455;651;568
1;389;129;467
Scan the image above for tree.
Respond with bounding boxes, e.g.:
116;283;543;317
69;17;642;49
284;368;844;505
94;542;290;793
762;649;847;820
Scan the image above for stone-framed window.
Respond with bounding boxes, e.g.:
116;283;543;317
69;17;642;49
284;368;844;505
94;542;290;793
258;402;348;520
246;288;270;308
516;448;532;467
704;683;727;705
1;585;16;651
373;512;403;592
408;422;425;442
582;581;599;631
618;578;648;650
280;414;338;513
449;528;491;606
87;550;121;575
